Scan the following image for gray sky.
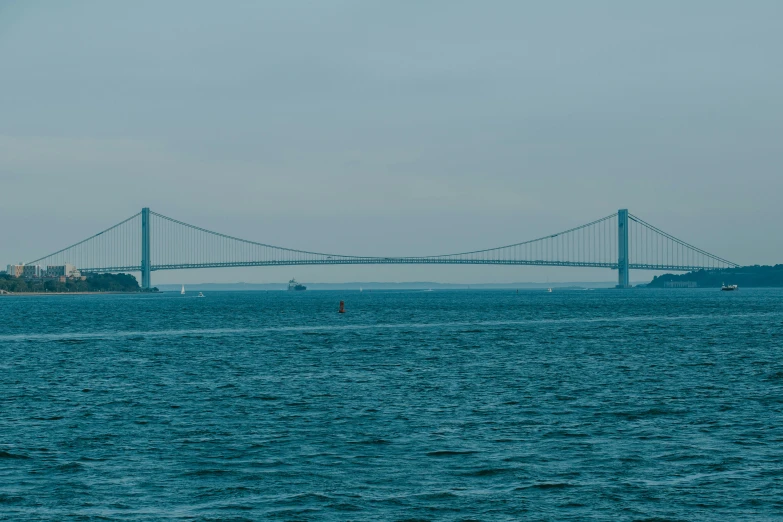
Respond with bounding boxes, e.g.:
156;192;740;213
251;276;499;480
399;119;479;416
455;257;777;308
1;1;781;284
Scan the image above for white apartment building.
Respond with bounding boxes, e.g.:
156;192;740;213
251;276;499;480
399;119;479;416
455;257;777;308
6;265;24;277
5;265;43;278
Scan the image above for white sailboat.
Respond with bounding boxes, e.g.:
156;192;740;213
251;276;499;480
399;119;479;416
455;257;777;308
181;285;185;295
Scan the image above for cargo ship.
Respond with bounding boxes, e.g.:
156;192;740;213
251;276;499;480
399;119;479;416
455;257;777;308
288;278;306;291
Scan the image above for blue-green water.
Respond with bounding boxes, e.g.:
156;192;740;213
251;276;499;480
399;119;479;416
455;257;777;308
1;289;782;520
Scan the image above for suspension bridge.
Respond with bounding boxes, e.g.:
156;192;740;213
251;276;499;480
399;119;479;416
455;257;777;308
26;208;738;289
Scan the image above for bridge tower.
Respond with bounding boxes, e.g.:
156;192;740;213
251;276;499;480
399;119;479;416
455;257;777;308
617;208;630;288
141;207;151;289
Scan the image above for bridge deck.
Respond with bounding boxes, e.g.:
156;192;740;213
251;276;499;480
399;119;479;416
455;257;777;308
77;260;713;273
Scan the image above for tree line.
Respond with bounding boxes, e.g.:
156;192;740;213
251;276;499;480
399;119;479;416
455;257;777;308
0;273;156;293
648;265;783;288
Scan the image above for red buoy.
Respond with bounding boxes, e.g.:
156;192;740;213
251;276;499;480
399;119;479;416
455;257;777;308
338;300;345;313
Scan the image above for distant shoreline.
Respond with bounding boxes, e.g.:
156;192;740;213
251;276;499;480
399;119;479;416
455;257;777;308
0;291;139;296
157;282;628;292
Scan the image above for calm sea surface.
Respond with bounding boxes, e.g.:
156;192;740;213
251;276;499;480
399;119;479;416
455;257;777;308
1;289;782;521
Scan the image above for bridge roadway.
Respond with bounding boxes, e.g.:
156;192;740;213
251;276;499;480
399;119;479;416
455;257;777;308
74;259;714;274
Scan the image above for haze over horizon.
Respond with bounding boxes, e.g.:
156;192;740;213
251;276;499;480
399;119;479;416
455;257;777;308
1;1;781;284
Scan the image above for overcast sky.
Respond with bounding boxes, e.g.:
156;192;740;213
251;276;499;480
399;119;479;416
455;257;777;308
1;1;781;284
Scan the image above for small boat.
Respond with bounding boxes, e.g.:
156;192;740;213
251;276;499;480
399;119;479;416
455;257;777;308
547;288;552;293
197;292;205;298
181;285;185;295
721;284;738;291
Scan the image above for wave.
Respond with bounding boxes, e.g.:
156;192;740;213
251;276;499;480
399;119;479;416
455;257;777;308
0;451;30;460
1;311;776;342
347;439;393;445
516;482;574;490
426;450;479;457
463;467;517;477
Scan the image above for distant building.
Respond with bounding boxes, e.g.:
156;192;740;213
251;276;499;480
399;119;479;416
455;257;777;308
46;264;81;278
6;265;24;278
5;264;43;278
23;265;43;278
664;281;698;288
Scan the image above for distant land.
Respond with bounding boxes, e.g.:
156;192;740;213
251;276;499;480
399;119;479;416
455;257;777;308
0;273;153;294
157;281;635;292
648;265;783;288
